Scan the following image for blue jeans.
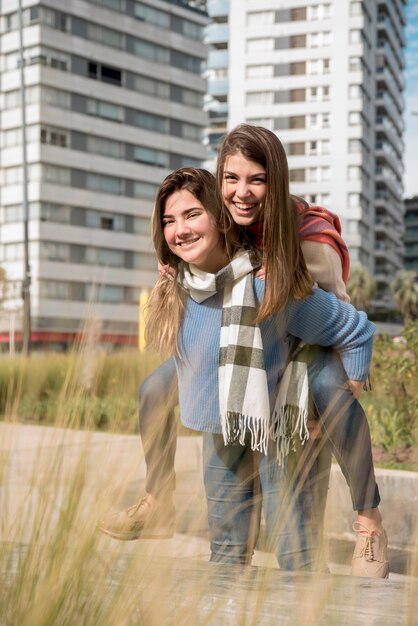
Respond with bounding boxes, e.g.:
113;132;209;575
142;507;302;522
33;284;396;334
203;433;327;570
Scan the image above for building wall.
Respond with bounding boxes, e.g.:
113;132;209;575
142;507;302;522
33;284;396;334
404;195;418;271
0;0;209;347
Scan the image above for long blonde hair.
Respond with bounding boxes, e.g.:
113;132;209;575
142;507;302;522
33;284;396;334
216;124;313;320
145;167;241;357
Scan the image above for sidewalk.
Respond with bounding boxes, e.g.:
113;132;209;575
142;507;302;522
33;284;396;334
1;421;417;577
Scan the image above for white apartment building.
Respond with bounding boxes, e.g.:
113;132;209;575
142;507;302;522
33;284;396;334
0;0;208;349
206;0;407;308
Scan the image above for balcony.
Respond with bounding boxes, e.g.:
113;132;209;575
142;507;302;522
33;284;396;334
205;22;229;46
208;78;228;98
208;48;229;69
207;0;229;18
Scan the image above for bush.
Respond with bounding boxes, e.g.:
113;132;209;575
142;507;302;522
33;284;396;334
0;349;161;432
361;320;418;453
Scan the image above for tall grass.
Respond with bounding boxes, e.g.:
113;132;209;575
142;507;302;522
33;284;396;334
0;332;418;625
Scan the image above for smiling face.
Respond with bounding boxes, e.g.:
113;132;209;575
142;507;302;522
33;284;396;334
222;152;267;226
162;188;228;273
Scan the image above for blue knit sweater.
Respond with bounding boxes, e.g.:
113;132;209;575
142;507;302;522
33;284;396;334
175;279;375;434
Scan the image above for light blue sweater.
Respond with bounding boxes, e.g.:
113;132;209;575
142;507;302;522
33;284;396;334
175;279;375;434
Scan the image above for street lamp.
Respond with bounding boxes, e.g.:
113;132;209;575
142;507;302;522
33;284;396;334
17;0;31;356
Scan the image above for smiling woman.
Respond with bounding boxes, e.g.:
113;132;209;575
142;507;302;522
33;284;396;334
222;153;266;226
162;188;228;273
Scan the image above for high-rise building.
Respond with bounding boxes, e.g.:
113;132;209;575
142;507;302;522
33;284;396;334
0;0;208;349
206;0;407;308
404;195;418;271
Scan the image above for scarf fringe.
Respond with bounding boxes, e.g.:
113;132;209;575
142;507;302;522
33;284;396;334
223;412;269;455
270;406;310;467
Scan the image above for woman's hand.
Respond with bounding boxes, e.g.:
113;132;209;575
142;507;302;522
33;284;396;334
158;262;176;280
348;380;364;399
255;265;266;280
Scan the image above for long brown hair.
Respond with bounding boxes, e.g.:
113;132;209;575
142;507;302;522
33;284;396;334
146;167;241;356
216;124;312;320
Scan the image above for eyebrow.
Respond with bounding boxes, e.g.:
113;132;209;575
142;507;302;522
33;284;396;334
163;206;203;218
223;170;266;178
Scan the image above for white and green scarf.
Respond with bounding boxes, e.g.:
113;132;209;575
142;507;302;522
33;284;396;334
179;250;270;455
270;341;310;466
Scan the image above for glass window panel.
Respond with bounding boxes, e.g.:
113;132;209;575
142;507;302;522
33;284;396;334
133;181;158;199
134;3;169;28
134;40;169;63
133;146;168;167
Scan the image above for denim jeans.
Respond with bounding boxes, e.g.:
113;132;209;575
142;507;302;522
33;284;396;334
202;433;328;570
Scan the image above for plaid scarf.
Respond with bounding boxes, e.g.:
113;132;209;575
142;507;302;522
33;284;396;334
270;341;311;467
179;250;270;454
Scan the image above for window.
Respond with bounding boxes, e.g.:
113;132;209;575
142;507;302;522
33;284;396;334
290;89;305;102
40;242;70;262
39;202;71;223
247;38;274;53
41;86;70;109
308;141;318;155
3;125;37;147
246;91;274;105
134;40;169;64
350;1;363;16
40;280;71;300
43;165;71;185
87;99;124;122
86;173;124;195
348;111;361;125
88;62;122;86
290;61;306;75
180;88;203;108
289;169;305;182
96;285;123;303
349;56;362;71
134;146;169;167
40;126;69;147
290;115;305;129
86;210;125;231
134;216;151;235
349;29;362;44
180;123;201;142
348;193;360;208
133;75;169;99
133;112;168;134
133;252;158;270
86;247;124;268
309;87;318;101
247;118;274;130
134;3;170;28
133;181;158;199
289;142;305;156
181;20;203;41
247;11;274;26
349;84;362;99
87;136;124;159
87;23;123;49
291;7;307;21
247;65;274;79
349;139;362;153
290;34;306;48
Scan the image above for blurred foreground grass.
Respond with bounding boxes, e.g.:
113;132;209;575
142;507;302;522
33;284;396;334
0;324;418;624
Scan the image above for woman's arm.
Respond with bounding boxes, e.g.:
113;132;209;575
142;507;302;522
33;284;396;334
283;288;375;382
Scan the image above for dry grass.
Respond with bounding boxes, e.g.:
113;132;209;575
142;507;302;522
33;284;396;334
1;337;418;624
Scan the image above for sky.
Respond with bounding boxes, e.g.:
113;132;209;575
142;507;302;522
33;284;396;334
404;1;418;198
